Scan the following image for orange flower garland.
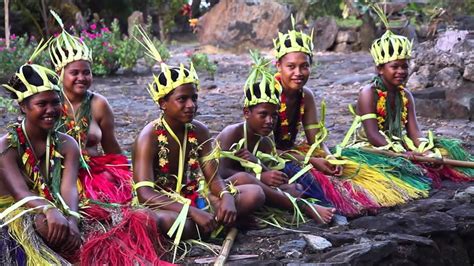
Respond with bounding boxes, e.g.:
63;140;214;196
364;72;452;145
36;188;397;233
275;73;305;142
375;87;408;130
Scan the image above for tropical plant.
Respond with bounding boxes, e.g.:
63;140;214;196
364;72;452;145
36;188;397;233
189;52;217;79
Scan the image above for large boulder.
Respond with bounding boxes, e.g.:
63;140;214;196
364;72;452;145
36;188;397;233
311;16;339;51
196;0;291;50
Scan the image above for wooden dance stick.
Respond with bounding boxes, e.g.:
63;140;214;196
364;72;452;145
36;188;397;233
361;148;474;168
214;227;238;266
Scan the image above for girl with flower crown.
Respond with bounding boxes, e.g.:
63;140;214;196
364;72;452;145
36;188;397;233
0;44;81;264
132;26;264;262
48;11;133;217
337;5;473;188
271;18;386;216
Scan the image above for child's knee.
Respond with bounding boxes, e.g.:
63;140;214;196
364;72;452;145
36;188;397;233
230;172;257;185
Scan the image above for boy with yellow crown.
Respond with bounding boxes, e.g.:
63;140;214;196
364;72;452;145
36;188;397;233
131;26;265;261
336;4;473;187
217;51;336;224
0;40;81;264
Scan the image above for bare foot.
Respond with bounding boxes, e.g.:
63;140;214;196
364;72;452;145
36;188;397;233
304;204;335;224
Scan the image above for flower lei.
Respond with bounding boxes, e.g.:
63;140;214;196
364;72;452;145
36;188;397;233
57;91;93;164
154;117;202;202
8;123;62;202
375;86;408;130
275;73;305;145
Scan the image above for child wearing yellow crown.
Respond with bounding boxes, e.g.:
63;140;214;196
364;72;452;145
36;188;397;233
48;11;133;216
47;11;171;265
336;4;473;202
272;17;385;216
216;50;337;224
131;26;265;262
0;41;81;264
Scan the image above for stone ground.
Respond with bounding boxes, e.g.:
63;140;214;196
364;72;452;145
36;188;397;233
1;44;473;265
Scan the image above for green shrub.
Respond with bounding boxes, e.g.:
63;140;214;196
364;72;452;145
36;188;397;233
189;53;217;79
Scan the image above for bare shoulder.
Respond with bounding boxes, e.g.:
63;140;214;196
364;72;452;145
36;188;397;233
359;84;374;96
56;132;80;153
0;134;12;156
136;120;158;143
91;92;113;116
302;87;315;99
218;123;243;139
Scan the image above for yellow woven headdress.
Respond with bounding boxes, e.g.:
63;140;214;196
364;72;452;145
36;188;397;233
2;40;60;102
48;10;92;72
244;50;281;107
133;25;199;104
273;15;314;60
370;4;413;66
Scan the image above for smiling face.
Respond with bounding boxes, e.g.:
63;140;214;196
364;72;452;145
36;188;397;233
21;90;61;130
276;52;311;91
62;60;92;96
159;83;198;124
377;59;409;89
244;103;279;136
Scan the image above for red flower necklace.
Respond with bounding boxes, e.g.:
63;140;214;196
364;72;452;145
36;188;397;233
10;122;60;201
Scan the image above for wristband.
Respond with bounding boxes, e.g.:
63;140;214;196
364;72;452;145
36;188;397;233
42;205;55;215
219;190;231;199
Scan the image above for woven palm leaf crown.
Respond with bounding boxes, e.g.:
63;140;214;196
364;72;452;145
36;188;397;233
48;10;92;72
133;25;199;104
273;15;314;60
370;4;413;66
244;50;281;107
3;40;60;102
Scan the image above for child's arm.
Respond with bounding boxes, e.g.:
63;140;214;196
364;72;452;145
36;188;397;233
357;86;389;146
405;90;424;147
196;122;237;226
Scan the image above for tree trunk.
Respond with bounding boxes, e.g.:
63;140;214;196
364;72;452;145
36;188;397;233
40;0;50;37
191;0;200;18
4;0;9;48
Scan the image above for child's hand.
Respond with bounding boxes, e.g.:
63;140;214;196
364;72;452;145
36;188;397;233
216;194;237;226
261;170;288;187
190;208;218;234
309;158;337;175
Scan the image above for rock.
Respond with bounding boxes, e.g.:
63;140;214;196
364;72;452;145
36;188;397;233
196;0;291;50
322;229;367;247
412;87;445;99
127;11;144;37
434;52;464;69
463;64;474;81
336;30;357;44
312;17;338;51
465;186;474;196
445;82;474;109
285;249;302;259
415;99;470;119
320;240;397;264
435;30;469;53
407;72;430;90
333;42;352;53
433;67;462;88
447;203;474;219
350;211;457;235
278;239;306;253
302;235;332;251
